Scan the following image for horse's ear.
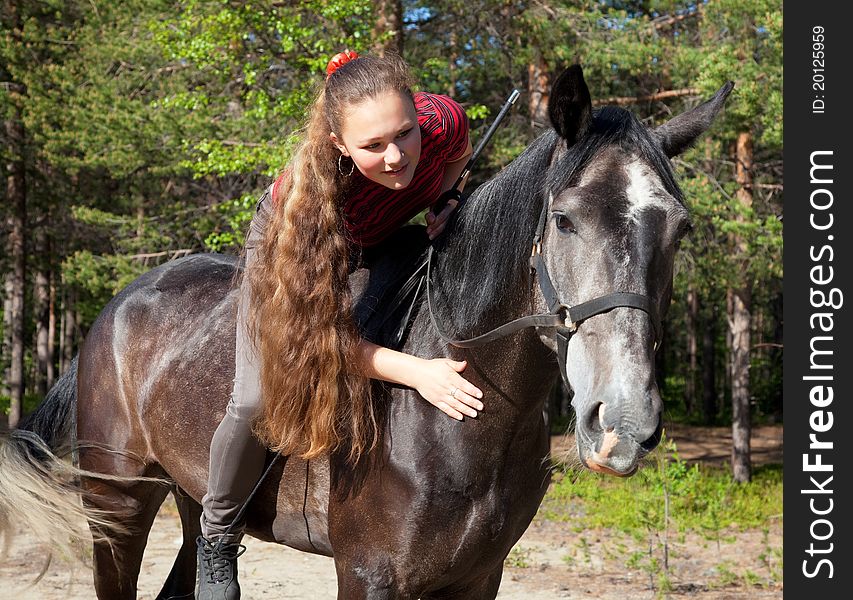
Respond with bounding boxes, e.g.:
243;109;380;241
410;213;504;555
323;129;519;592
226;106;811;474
548;64;593;146
653;81;735;157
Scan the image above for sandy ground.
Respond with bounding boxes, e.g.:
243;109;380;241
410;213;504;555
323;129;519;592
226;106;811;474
0;426;783;599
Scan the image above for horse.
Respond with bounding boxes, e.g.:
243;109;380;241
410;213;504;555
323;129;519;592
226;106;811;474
0;65;732;599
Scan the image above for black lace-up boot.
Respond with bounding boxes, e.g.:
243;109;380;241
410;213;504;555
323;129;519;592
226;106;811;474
195;535;246;600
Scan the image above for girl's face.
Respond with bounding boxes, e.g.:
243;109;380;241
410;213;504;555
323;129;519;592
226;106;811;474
330;91;421;191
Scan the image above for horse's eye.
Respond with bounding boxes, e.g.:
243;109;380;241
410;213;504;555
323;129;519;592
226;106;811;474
554;213;576;233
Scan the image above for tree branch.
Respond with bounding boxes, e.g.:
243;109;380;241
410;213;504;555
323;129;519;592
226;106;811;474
220;140;264;147
126;249;194;261
1;81;26;93
651;12;699;30
594;87;700;106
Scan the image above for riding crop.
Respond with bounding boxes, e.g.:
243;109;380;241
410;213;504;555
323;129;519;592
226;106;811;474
433;88;520;214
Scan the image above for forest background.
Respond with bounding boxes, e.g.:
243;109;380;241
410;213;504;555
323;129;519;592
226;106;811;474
1;0;782;483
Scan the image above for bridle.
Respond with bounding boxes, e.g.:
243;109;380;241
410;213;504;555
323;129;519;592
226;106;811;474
426;191;661;385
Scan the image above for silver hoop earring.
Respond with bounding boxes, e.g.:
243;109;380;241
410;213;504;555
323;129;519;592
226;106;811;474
338;154;354;177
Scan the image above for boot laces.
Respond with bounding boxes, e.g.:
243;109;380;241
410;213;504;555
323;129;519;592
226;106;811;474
198;537;246;584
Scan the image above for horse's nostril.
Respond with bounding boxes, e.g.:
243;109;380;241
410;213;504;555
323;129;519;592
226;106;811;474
585;402;604;436
639;417;663;452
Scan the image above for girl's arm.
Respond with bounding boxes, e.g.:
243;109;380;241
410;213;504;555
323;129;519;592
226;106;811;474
356;339;483;421
439;136;473;193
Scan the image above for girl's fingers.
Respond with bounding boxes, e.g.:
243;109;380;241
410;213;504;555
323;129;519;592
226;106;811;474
426;200;458;239
452;392;482;415
435;391;481;420
450;379;483;413
447;395;478;419
436;401;465;421
459;391;484;411
451;367;483;401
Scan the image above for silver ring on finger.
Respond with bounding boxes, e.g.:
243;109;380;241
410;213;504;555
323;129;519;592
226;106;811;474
450;386;458;400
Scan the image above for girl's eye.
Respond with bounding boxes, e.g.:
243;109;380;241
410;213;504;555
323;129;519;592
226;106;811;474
554;213;576;233
364;143;380;150
397;128;413;139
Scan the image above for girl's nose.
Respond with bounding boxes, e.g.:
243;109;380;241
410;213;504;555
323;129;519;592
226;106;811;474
385;143;403;165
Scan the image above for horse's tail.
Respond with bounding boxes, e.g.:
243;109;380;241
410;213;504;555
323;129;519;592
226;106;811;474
16;355;78;452
0;356;119;567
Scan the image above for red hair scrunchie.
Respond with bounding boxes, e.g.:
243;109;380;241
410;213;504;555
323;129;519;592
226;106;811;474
326;50;359;80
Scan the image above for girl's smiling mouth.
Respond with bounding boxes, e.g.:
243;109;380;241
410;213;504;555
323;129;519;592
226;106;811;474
385;164;408;177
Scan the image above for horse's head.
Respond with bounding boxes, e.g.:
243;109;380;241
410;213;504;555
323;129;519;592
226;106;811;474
540;66;732;475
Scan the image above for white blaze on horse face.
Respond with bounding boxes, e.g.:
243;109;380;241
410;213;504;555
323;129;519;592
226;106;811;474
624;158;675;223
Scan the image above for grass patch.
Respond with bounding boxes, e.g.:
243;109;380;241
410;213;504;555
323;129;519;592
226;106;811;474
540;437;782;595
504;545;532;568
541;438;783;538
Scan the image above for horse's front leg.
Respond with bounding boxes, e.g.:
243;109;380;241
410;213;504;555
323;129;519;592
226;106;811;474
421;565;503;600
333;554;415;600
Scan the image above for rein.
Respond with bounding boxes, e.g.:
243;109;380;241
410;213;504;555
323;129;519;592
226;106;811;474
426;192;661;384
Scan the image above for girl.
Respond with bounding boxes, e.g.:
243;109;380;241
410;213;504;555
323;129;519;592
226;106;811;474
196;51;484;600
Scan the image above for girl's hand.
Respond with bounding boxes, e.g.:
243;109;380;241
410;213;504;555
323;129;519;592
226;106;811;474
426;189;461;239
411;358;484;420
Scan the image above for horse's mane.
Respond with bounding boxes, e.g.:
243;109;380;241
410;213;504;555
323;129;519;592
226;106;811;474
433;106;684;338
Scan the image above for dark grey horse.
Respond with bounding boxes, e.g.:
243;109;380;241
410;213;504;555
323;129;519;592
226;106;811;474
0;65;731;599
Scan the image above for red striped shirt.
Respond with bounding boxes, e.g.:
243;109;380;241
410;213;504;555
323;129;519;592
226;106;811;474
273;92;469;248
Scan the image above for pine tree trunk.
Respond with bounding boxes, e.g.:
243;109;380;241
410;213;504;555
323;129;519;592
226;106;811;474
730;131;753;483
701;310;717;424
730;287;752;482
685;288;698;417
47;273;56;389
34;231;51;397
62;287;77;373
373;0;403;56
58;290;67;375
2;275;12;401
448;30;457;99
34;272;50;396
726;290;734;383
4;111;27;428
527;53;550;130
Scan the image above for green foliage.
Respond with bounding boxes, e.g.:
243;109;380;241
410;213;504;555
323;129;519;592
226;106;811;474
203;192;259;253
0;393;42;417
464;104;489;121
150;0;374;179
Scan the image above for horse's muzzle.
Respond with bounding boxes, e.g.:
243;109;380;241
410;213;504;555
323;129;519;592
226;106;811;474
577;402;663;476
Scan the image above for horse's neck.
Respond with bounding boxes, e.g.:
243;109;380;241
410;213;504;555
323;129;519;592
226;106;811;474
410;309;555;446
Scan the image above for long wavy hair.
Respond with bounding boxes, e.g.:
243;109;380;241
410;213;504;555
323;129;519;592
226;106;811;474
248;53;415;464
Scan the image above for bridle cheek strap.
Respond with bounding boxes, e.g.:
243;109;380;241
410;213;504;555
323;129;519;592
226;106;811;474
531;252;662;344
532;251;661;391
